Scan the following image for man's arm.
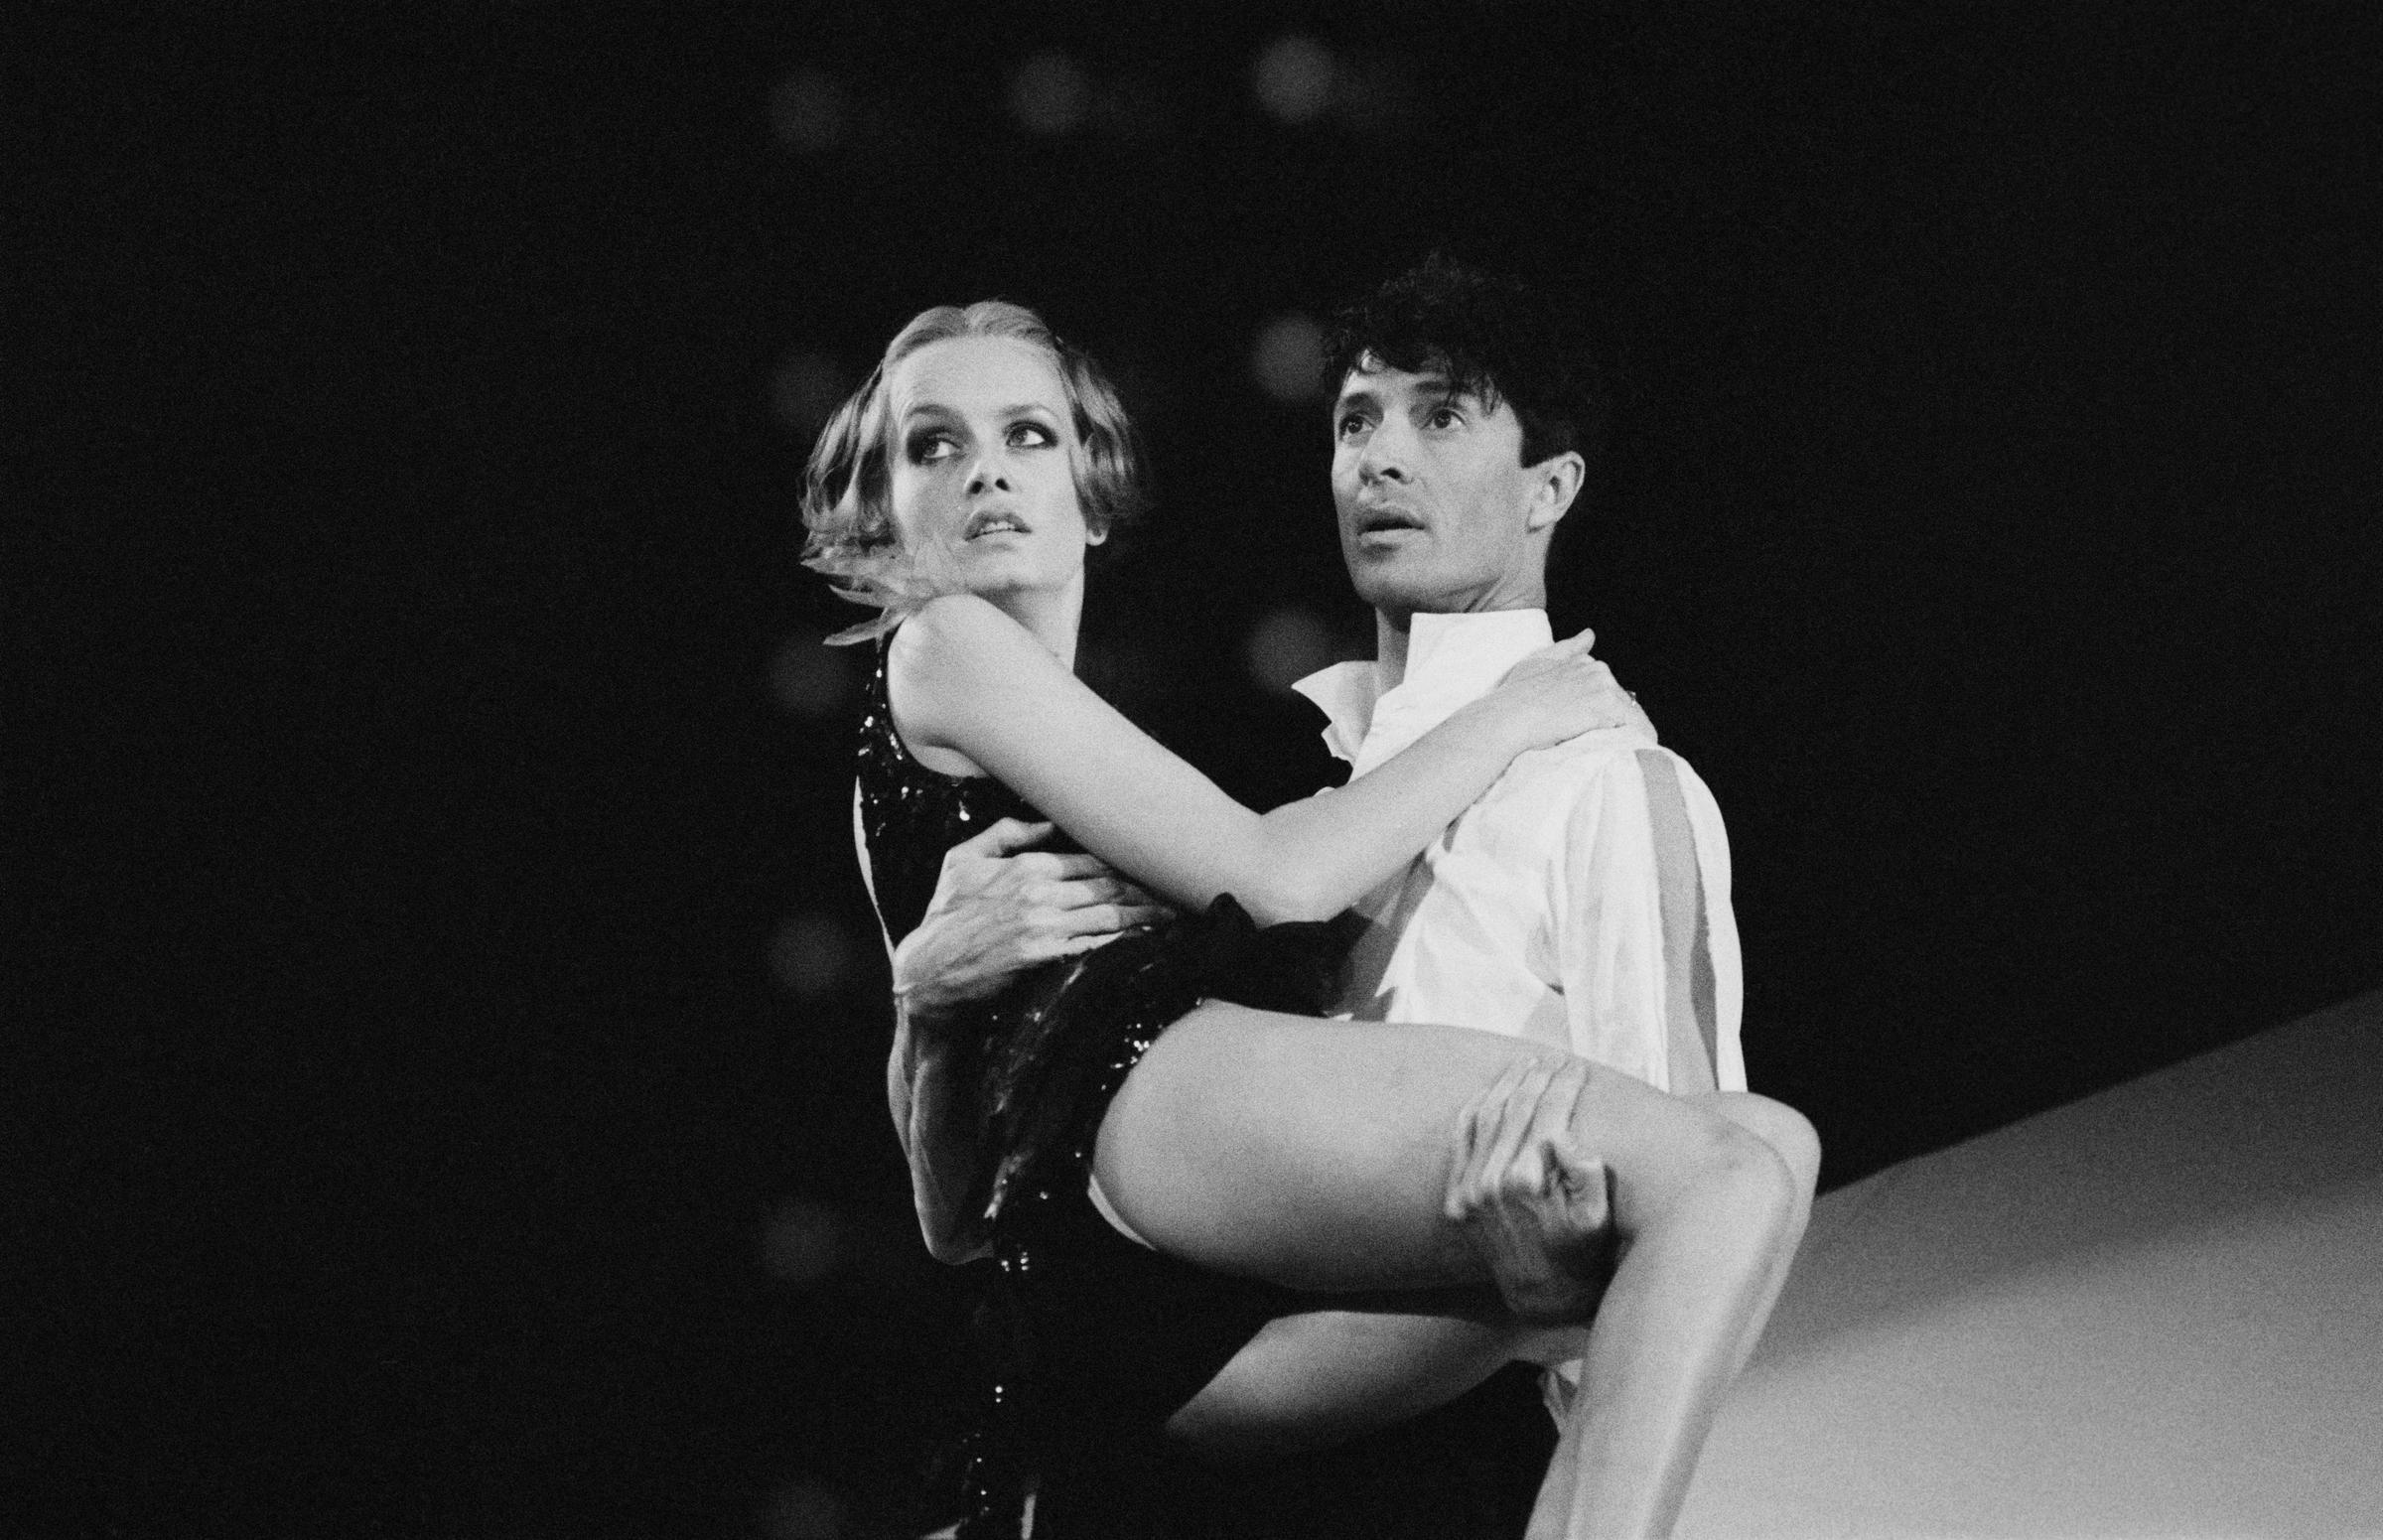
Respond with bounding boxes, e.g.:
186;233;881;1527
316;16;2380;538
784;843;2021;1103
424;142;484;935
1555;748;1743;1094
883;818;1173;1263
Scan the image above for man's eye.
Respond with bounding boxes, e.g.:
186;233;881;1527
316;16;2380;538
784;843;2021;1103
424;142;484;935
1336;414;1370;439
1426;406;1464;430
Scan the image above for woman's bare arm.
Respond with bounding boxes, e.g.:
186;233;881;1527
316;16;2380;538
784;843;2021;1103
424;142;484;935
890;594;1623;925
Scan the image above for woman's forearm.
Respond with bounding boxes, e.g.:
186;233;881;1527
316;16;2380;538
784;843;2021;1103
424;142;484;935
1231;695;1528;921
890;1003;992;1264
897;596;1563;928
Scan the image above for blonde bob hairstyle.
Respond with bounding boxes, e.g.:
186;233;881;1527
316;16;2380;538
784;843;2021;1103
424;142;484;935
800;300;1147;643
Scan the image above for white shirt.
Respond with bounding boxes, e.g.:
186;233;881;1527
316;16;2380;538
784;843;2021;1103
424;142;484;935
1292;609;1746;1094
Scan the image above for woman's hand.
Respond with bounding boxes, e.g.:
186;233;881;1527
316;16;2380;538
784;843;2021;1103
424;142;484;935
1445;1058;1619;1328
1478;630;1655;750
891;817;1175;1025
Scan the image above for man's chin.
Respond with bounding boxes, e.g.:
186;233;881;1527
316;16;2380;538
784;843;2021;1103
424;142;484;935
1349;568;1459;617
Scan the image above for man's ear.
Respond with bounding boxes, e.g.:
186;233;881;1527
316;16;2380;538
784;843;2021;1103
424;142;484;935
1525;452;1587;532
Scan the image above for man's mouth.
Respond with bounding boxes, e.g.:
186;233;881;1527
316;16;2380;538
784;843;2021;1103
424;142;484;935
1354;505;1426;539
964;510;1031;540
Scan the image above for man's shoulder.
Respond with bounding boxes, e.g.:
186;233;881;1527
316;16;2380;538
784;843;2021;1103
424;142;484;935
1477;732;1722;829
1515;727;1672;783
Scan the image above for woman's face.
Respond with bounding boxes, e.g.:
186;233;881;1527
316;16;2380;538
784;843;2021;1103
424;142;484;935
883;335;1100;605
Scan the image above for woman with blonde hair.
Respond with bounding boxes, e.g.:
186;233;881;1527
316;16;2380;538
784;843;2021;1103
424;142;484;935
807;298;1815;1538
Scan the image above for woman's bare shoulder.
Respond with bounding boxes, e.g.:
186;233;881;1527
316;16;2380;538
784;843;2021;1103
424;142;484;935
888;595;1035;686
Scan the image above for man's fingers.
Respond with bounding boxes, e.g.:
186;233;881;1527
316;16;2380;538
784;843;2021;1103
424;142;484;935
1531;1059;1594;1144
1051;930;1134;958
1049;874;1139;910
1553;1153;1612;1226
1450;1059;1528;1217
956;817;1055;856
1483;1060;1557;1197
1053;902;1171;937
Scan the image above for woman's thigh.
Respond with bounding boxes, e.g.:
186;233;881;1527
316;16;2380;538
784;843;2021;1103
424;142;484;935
1091;1002;1761;1293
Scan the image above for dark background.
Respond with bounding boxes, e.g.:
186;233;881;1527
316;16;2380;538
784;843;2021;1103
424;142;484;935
17;3;2379;1536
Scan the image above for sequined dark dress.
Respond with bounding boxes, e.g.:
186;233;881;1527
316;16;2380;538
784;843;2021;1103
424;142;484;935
856;638;1339;1536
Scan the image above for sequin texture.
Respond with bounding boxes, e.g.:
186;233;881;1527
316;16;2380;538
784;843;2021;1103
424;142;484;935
855;636;1345;1534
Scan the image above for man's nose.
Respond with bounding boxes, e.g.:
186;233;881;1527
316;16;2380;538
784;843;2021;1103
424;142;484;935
1357;433;1410;484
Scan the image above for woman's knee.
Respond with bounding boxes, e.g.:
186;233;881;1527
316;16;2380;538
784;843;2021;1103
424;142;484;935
1673;1109;1804;1239
1725;1094;1821;1200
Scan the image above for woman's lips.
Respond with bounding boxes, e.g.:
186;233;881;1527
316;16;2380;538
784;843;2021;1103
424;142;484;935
963;510;1031;540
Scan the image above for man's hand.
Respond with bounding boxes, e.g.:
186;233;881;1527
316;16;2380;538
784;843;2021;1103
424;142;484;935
1444;1058;1619;1327
891;817;1175;1024
1498;629;1656;743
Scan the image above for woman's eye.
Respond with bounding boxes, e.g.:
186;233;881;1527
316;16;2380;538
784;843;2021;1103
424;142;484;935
1009;422;1056;448
910;434;958;464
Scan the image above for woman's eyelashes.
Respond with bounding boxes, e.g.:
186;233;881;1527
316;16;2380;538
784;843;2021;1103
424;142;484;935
907;419;1057;467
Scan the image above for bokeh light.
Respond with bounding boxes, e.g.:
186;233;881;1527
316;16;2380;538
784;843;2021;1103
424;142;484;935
1242;605;1348;695
769;69;848;156
1250;311;1326;402
769;632;854;718
760;1197;845;1286
1008;51;1090;136
1251;36;1335;124
770;911;855;999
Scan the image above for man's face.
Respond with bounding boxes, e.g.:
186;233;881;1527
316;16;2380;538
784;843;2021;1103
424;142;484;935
1331;358;1551;618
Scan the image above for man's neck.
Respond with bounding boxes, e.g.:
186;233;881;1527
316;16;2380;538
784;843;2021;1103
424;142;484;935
1373;598;1543;688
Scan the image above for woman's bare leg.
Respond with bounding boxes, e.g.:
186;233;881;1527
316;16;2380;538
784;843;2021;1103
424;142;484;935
1165;1093;1816;1503
1511;1089;1821;1531
1092;1003;1815;1538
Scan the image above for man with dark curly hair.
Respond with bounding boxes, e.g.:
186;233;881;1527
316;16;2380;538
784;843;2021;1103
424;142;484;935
897;254;1749;1535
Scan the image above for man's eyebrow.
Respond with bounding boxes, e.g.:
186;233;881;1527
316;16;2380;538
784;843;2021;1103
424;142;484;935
1333;384;1385;411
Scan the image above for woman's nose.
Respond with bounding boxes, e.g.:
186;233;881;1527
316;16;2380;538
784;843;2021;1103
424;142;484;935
965;453;1012;495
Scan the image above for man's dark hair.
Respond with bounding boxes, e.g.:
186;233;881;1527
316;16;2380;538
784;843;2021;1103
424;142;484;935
1323;253;1609;475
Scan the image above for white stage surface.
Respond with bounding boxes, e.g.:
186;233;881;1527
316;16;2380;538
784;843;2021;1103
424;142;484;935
1678;989;2383;1539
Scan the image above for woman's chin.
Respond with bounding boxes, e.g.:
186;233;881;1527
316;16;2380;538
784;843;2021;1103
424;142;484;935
958;558;1081;602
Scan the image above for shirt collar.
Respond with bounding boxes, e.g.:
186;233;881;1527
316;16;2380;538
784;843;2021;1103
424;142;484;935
1291;609;1556;777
